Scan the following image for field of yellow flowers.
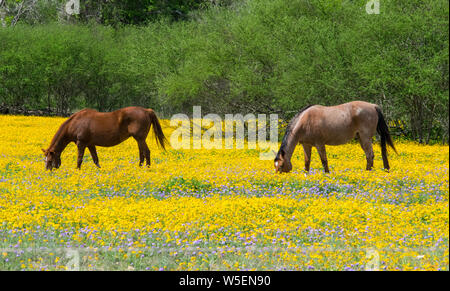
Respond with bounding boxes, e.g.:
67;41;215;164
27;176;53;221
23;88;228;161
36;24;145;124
0;115;448;270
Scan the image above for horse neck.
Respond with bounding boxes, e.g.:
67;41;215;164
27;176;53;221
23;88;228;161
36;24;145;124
282;134;298;162
50;138;70;155
48;125;71;155
280;107;311;163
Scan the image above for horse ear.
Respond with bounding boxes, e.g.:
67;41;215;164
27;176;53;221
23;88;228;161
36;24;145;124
43;149;55;155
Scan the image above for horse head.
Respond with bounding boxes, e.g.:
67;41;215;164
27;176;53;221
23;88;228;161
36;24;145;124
42;148;61;170
274;149;292;173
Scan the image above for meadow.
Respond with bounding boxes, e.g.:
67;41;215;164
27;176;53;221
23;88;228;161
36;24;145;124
0;115;448;270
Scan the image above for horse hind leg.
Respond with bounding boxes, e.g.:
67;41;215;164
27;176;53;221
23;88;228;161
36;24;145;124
142;141;151;167
137;142;144;166
130;121;151;167
88;145;101;168
136;139;150;167
359;135;374;170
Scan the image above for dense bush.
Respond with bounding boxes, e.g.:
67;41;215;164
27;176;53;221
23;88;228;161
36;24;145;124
0;0;448;143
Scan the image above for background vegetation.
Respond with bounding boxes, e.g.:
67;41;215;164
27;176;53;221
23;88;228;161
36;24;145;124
0;0;448;143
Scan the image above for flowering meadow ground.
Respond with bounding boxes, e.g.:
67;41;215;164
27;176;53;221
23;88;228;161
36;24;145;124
0;115;448;271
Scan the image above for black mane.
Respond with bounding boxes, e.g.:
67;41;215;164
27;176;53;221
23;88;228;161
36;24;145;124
275;104;314;161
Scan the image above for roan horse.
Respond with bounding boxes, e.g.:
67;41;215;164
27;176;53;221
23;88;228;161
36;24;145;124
274;101;397;173
42;106;167;170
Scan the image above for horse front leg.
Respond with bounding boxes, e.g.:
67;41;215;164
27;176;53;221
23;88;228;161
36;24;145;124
76;142;86;169
302;144;312;172
88;145;101;168
316;145;330;173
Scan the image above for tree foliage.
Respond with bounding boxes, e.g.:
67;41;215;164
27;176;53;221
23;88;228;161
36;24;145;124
0;0;448;143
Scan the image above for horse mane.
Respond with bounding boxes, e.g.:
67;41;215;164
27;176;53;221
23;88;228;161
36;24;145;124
275;104;314;161
46;111;82;152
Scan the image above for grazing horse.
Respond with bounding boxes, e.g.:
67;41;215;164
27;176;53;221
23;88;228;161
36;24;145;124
42;106;168;170
274;101;397;173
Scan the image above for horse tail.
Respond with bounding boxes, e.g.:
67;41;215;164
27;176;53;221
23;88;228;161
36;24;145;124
147;109;168;150
375;106;397;170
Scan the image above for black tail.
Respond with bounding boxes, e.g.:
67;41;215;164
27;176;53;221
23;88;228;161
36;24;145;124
148;109;168;150
375;106;397;170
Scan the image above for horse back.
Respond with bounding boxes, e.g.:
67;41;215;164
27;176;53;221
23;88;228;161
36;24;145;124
297;101;378;145
66;109;127;146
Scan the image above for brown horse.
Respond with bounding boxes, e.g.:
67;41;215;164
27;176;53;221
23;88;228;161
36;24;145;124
274;101;397;173
42;106;168;170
